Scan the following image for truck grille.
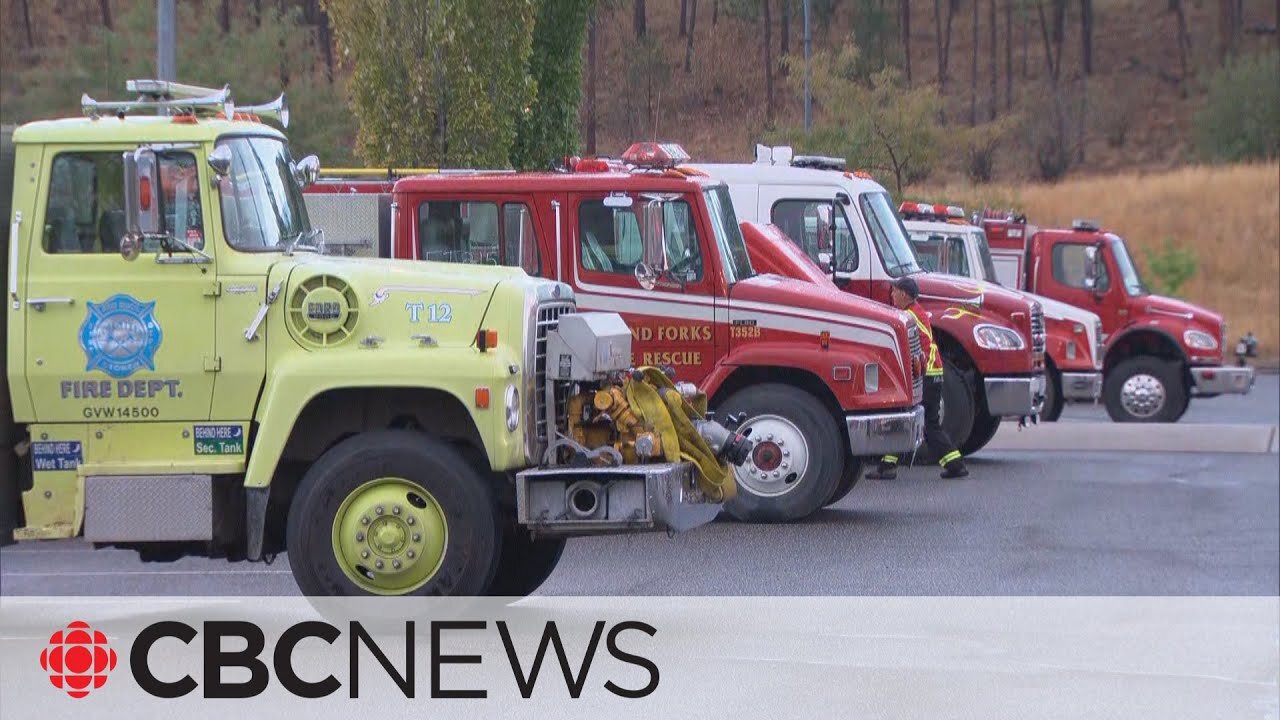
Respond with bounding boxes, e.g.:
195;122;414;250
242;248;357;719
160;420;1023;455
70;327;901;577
1094;319;1105;369
532;301;575;451
907;324;924;405
1029;303;1046;364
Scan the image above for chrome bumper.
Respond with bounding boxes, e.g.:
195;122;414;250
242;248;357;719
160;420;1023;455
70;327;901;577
984;374;1047;418
515;462;720;537
846;405;926;457
1060;371;1104;401
1191;365;1255;395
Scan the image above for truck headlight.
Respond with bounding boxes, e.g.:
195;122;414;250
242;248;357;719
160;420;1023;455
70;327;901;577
973;324;1026;351
505;384;520;431
1183;329;1218;350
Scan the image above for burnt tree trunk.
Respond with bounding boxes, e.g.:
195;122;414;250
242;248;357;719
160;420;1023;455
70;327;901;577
1005;0;1013;109
1037;0;1063;84
1080;0;1094;75
781;0;791;60
684;0;698;72
20;0;34;48
933;0;957;92
634;0;647;38
1172;0;1192;97
680;0;688;36
586;7;598;154
989;0;998;119
218;0;231;33
713;0;719;25
764;0;774;121
317;5;334;81
971;0;979;126
901;0;912;86
99;0;113;29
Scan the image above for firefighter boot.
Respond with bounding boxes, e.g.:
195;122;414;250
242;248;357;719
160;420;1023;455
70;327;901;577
940;455;969;479
865;456;899;480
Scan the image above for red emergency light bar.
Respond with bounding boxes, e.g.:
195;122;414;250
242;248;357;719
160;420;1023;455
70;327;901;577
898;202;966;220
622;142;691;168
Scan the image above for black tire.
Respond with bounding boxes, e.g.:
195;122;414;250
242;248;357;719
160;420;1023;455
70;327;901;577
960;411;1002;456
286;430;500;597
1040;366;1064;422
1103;356;1189;423
486;525;566;597
716;383;843;523
822;458;864;508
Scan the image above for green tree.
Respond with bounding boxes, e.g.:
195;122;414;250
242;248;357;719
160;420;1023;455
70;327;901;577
511;0;594;170
325;0;536;168
1142;237;1198;298
6;2;354;164
1193;52;1280;163
769;39;943;193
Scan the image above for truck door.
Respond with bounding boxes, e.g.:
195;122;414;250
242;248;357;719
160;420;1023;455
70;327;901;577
764;193;869;295
22;147;216;423
1039;239;1123;332
568;193;718;383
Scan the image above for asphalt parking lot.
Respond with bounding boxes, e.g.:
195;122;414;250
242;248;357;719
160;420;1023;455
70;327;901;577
1;375;1276;598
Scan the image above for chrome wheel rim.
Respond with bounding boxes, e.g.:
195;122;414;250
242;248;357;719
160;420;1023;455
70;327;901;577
1121;373;1166;419
733;414;811;498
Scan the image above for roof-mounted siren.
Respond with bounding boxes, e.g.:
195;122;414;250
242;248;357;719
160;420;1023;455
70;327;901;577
1071;218;1101;233
83;79;233;120
945;205;966;220
754;144;794;165
898;201;944;219
791;154;846;171
622;142;691;169
236;92;289;128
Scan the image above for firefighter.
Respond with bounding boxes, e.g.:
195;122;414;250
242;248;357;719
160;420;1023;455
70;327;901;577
866;276;969;480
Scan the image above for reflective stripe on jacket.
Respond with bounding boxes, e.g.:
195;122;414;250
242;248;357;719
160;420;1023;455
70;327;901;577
907;304;944;376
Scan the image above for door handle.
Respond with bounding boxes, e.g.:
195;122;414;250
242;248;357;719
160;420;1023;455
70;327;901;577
27;297;76;311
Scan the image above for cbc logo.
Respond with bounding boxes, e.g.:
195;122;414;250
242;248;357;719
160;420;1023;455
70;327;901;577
39;621;118;698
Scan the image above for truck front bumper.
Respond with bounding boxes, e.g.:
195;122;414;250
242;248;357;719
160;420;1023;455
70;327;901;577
1060;371;1104;401
1190;365;1255;395
515;462;720;537
984;374;1047;418
846;406;926;457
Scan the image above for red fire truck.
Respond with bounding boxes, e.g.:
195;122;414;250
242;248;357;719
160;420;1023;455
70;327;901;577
977;211;1255;422
303;147;927;523
896;202;1104;422
691;148;1047;458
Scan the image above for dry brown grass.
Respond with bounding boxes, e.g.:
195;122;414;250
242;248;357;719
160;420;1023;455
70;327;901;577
911;163;1280;363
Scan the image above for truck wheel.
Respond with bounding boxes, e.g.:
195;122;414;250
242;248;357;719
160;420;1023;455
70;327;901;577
823;459;864;508
960;411;1002;456
287;430;500;597
1040;367;1064;422
1103;357;1189;423
717;384;843;523
486;526;566;597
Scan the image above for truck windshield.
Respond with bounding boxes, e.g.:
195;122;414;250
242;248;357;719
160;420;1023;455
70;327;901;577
860;192;921;277
973;230;1000;283
1109;235;1147;296
216;136;316;252
704;185;755;283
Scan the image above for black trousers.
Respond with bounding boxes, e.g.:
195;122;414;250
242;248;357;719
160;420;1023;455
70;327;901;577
886;375;961;466
922;375;962;466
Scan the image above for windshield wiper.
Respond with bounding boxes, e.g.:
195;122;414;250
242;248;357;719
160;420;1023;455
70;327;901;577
279;228;322;255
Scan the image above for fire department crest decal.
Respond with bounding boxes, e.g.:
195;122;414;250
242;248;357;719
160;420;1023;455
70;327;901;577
78;294;163;378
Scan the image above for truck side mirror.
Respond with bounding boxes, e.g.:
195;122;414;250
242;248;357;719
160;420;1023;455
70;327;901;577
123;148;161;238
207;145;232;178
641;199;669;272
293;154;320;189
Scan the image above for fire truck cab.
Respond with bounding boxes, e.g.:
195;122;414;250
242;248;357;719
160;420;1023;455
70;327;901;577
304;144;928;523
979;211;1255;423
898;202;1104;422
689;147;1046;458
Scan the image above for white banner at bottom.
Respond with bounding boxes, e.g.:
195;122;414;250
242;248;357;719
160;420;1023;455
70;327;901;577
1;596;1276;719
